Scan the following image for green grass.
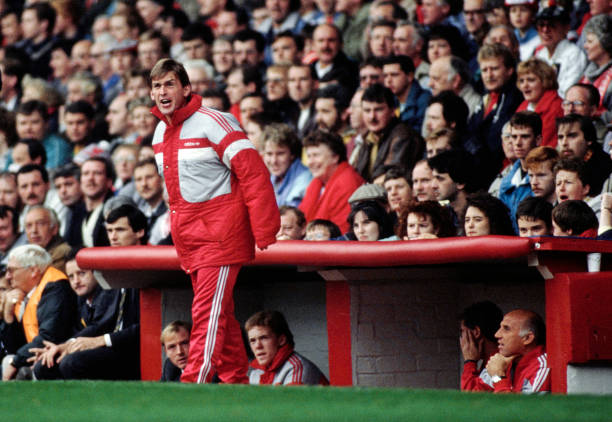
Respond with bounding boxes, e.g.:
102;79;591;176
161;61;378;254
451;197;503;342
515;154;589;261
0;382;610;421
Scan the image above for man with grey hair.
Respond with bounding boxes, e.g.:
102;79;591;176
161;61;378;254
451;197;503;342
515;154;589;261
428;56;482;116
183;59;215;95
0;244;76;380
486;309;550;393
393;21;428;86
24;206;71;272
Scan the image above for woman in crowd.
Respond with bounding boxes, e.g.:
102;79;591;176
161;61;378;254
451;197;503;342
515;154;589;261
515;58;563;147
581;15;612;114
347;201;393;241
396;200;455;240
299;130;364;233
464;192;515;237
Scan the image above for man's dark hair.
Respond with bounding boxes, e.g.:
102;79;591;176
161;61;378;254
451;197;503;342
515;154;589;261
0;57;26;87
23;2;56;36
306;219;342;238
224;4;250;26
316;84;350;112
233;29;266;53
150;58;190;88
0;205;19;236
383;166;411;185
374;0;409;20
448;56;471;85
181;22;214;45
249;110;284;128
520;311;546;346
359;56;383;71
303;130;347;163
160;8;190;31
569;83;600;108
0;109;18;148
362;83;396;108
139;29;171;56
553;158;589;193
232;64;263;92
53;163;81;182
510;111;542;138
273;30;305;52
64;100;95;121
15;139;47;167
16;100;49;121
16;163;49;184
384;55;415;75
134;157;159;173
428;91;469;136
370;19;396;34
516;197;553;230
428;149;476;193
279;205;306;228
83;156;115;182
245;310;295;348
556;114;597;146
459;301;503;343
201;88;231;111
105;204;148;241
552;200;598;235
65;247;82;263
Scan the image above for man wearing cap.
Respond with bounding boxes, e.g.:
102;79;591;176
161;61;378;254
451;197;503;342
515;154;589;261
533;6;587;96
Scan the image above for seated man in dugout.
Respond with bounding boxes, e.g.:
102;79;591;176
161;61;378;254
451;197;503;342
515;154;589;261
486;309;550;393
246;310;329;386
160;321;191;382
459;301;504;392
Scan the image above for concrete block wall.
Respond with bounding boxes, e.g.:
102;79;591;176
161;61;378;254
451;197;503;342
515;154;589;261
351;275;545;388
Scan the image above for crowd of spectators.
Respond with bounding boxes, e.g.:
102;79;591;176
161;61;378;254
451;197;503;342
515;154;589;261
0;0;610;387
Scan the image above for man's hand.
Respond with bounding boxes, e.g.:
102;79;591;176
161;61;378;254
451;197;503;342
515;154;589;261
27;345;48;364
486;352;517;377
3;289;25;323
460;329;482;361
64;336;106;356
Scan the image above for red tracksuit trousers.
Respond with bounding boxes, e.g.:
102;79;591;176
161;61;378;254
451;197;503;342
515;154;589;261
180;264;248;383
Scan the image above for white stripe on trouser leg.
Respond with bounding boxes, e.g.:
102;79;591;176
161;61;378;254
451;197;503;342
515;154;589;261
197;265;229;383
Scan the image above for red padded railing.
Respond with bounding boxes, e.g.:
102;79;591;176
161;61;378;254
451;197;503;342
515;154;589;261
77;236;534;270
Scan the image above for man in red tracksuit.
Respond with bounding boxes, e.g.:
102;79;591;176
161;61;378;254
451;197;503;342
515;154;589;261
459;301;503;392
486;309;551;393
149;59;280;383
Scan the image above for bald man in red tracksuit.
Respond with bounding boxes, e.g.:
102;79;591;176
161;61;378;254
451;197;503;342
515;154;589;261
150;59;279;383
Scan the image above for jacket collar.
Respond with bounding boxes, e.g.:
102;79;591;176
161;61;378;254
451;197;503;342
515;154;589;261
151;94;203;127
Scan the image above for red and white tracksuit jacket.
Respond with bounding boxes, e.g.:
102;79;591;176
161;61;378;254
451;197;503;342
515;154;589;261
152;94;280;383
493;345;551;394
461;351;496;392
248;344;329;386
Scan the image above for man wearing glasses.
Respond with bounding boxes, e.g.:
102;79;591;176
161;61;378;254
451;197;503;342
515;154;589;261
562;83;608;145
0;245;76;380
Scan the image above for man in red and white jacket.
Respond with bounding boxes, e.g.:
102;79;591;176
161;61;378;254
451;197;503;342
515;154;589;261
245;310;328;386
486;309;551;393
150;59;280;384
